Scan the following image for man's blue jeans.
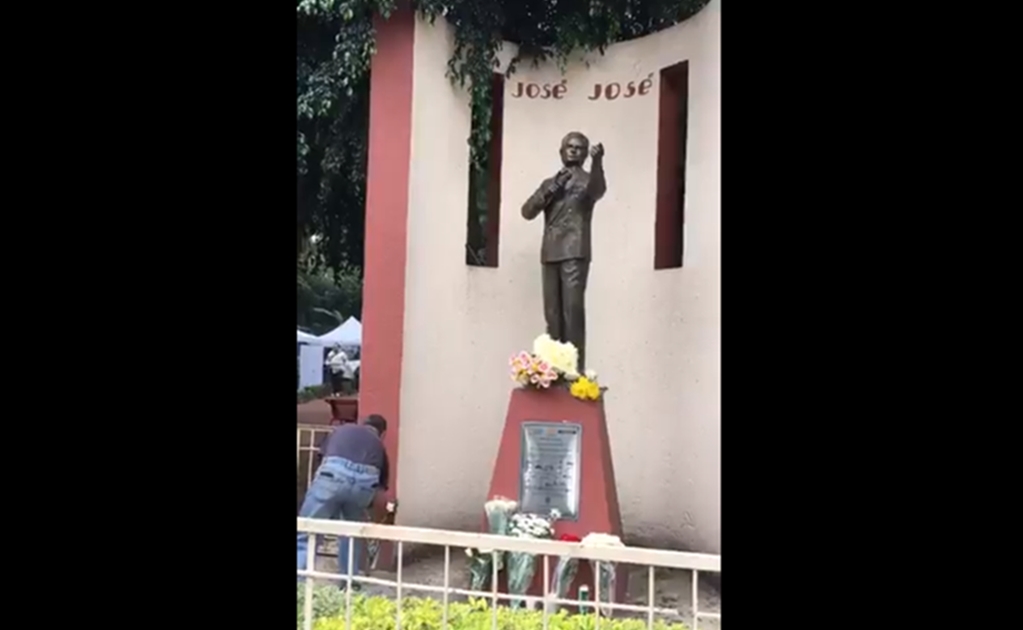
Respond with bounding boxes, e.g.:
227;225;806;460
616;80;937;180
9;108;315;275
297;456;379;582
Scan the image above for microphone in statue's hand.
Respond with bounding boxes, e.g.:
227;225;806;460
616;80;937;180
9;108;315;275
546;168;571;195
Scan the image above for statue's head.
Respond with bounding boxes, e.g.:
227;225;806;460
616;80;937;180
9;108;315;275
560;132;589;167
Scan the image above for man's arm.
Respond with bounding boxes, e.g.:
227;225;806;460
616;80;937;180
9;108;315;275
521;177;556;220
378;448;390;491
586;143;606;201
522;171;570;220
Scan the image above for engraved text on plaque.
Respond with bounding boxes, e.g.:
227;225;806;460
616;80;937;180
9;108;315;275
518;421;582;519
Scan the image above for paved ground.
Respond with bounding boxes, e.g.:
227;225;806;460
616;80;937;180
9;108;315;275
313;542;720;629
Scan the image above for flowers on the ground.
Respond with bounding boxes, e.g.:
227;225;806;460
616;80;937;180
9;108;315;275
467;496;628;616
385;500;397;514
509;508;560;539
468;497;521;591
507;509;560;609
509;350;558;389
579;533;623;547
570;376;602;401
579;533;623;616
547;531;585;612
485;496;518;514
548;532;624;613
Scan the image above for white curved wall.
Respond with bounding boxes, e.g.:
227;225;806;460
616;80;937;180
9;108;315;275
397;0;720;553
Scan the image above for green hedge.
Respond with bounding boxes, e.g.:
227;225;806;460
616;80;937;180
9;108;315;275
298;585;688;630
298;384;332;404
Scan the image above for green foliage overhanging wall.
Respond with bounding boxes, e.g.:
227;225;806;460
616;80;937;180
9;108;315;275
295;0;711;272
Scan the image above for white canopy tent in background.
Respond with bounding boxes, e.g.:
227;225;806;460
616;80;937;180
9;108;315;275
297;329;326;345
298;344;325;390
297;329;325;390
317;317;362;347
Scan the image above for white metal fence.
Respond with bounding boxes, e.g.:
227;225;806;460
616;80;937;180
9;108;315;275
297;424;332;490
297;518;721;630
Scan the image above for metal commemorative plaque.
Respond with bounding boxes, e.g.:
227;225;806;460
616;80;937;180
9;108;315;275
518;421;582;520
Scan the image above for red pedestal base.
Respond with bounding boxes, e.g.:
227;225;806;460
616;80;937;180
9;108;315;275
485;387;626;604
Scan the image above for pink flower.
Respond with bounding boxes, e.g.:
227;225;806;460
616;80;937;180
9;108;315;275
538;361;550;372
530;374;540;384
518;351;532;363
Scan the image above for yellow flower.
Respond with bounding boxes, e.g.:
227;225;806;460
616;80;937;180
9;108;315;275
570;376;601;401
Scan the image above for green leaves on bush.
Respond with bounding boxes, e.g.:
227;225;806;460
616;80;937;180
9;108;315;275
298;585;689;630
298;384;332;404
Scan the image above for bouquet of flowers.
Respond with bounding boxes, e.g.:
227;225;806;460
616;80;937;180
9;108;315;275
509;351;558;389
364;499;398;571
581;533;624;616
531;334;579;379
465;546;497;592
546;533;583;612
569;369;604;402
467;497;518;590
509;334;583;390
506;508;560;609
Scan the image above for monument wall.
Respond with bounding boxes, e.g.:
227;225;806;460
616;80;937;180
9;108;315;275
393;0;720;553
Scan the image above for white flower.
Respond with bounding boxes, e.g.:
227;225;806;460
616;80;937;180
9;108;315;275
532;334;579;378
581;533;624;547
386;501;396;513
585;369;598;381
485;497;518;512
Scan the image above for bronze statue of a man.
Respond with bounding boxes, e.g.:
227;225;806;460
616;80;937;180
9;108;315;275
521;132;606;372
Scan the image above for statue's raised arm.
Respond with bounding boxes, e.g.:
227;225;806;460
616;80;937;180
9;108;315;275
586;143;606;201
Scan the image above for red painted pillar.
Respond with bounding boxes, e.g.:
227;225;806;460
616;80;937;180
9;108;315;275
360;4;415;569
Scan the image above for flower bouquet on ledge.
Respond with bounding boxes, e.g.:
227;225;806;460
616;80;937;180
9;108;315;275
506;508;560;609
510;334;607;401
569;369;604;402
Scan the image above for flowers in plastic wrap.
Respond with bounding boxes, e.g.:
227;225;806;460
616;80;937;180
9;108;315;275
509;351;558;389
365;498;399;571
506;509;560;609
546;533;583;612
581;532;625;616
465;546;497;591
467;497;519;591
